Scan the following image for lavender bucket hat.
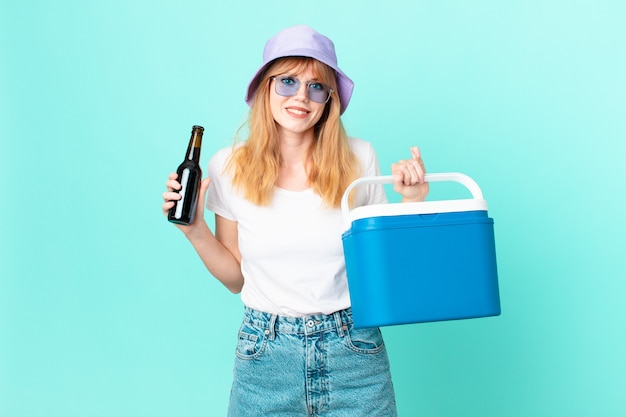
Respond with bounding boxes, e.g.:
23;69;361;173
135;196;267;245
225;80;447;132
245;25;354;114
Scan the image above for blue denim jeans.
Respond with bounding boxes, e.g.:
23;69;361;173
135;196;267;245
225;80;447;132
227;307;397;417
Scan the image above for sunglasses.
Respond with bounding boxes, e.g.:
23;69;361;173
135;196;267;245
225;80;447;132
270;75;333;104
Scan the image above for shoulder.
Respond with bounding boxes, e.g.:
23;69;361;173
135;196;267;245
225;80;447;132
348;137;380;170
348;137;379;159
208;146;234;166
207;145;238;177
348;137;375;154
347;138;387;205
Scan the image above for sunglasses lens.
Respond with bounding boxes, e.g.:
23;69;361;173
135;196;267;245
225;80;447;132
274;77;330;103
275;76;298;96
307;83;329;103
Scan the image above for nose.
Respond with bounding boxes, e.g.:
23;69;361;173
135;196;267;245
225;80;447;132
293;82;309;101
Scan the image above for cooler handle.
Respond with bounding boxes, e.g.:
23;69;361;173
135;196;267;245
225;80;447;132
341;172;484;220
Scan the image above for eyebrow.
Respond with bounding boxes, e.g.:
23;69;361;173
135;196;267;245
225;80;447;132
279;74;323;82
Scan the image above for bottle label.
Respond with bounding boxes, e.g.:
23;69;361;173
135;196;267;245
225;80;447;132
174;168;190;219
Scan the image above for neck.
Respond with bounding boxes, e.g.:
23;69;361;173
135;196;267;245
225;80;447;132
278;130;314;168
276;130;314;191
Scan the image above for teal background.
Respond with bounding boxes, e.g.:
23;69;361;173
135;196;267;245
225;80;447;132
1;0;625;416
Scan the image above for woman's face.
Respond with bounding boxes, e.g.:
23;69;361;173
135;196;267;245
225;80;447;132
269;66;328;138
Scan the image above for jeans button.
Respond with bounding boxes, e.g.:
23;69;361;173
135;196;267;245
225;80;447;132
306;320;315;327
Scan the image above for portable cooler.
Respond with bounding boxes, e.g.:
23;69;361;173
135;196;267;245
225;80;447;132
341;173;500;328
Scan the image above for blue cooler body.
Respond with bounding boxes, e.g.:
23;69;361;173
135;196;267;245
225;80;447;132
341;173;500;328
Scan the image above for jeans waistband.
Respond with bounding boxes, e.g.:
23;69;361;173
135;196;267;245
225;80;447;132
243;307;353;337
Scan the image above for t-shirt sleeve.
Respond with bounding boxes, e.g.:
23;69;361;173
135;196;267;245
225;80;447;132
349;138;388;206
363;142;388;205
205;147;236;221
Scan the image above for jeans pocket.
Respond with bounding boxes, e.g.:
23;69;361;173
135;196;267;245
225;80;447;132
235;322;268;360
345;326;386;354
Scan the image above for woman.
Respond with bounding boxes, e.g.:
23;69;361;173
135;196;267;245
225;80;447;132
162;25;428;417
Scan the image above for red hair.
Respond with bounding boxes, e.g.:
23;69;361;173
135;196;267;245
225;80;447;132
226;57;360;207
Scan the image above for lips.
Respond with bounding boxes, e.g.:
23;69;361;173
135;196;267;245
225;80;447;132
285;106;310;118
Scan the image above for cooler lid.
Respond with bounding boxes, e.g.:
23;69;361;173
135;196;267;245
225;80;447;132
342;173;489;231
348;198;487;224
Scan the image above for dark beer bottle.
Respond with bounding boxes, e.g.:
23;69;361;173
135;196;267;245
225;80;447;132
168;125;204;225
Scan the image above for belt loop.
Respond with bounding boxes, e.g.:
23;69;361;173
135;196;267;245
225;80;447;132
267;314;278;341
333;311;345;338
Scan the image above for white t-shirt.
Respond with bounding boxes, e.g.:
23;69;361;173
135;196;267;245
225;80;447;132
206;137;387;317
